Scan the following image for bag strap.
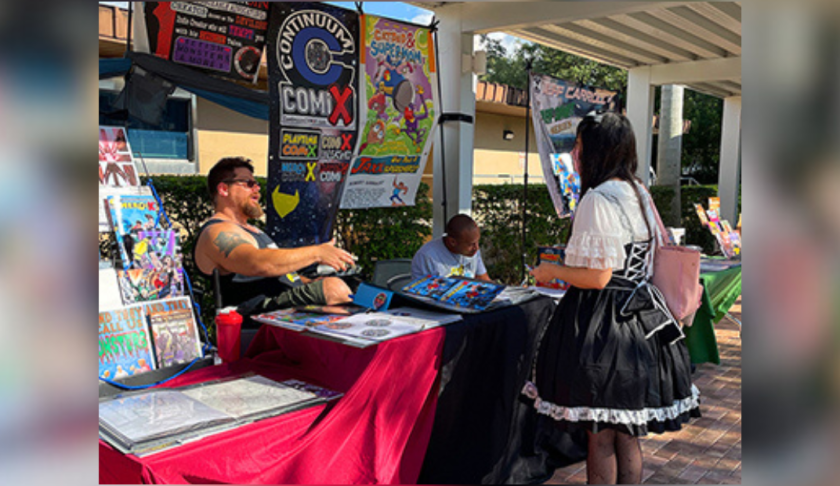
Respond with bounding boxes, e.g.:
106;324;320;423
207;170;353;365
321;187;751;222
628;179;666;247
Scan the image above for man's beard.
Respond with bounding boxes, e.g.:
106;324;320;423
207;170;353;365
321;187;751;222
241;199;264;219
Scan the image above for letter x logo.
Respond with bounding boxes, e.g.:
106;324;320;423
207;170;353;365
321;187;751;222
306;162;316;182
340;133;353;151
329;86;352;126
307;144;317;158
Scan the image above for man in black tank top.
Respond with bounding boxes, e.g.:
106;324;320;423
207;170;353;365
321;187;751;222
194;157;355;323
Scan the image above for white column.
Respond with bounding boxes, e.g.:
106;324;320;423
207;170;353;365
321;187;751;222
626;66;655;186
718;96;742;224
433;5;476;238
656;84;684;225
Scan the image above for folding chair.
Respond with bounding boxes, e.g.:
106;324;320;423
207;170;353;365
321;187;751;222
371;258;413;291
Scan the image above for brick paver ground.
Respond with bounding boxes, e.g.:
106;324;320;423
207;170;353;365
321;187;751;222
546;297;742;484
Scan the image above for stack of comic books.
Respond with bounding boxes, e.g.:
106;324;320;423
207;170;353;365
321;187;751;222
98;373;342;457
694;198;741;258
400;276;507;313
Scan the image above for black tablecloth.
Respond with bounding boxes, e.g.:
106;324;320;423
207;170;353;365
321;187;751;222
419;296;587;484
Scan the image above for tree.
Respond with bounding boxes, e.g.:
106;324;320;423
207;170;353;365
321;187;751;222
480;35;723;182
479;35;626;93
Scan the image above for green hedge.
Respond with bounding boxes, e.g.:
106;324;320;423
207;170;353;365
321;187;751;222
110;176;736;337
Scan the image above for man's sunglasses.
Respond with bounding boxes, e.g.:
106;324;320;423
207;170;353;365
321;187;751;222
224;178;260;189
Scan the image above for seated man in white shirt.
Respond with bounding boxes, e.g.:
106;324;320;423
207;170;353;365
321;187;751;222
411;214;492;281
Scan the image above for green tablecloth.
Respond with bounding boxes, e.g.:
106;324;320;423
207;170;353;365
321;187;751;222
684;265;742;364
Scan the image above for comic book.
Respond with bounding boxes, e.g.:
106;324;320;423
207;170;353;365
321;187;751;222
401;275;459;300
106;195;131;266
535;246;570;290
99;305;156;380
117;268;185;304
438;280;506;311
401;276;506;312
115;195;161;237
141;297;202;368
251;308;349;332
708;197;721;212
148;307;203;368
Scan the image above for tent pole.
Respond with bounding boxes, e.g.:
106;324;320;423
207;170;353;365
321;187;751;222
521;65;532;283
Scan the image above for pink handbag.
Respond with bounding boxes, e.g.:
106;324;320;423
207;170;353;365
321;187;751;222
644;191;703;325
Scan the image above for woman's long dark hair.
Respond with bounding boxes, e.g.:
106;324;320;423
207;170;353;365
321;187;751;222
576;112;640;196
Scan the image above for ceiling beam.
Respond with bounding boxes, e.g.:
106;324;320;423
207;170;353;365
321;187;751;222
450;1;686;34
653;7;741;55
687;2;741;35
623;12;729;58
584;17;697;62
649;56;741;85
513;26;639;68
544;23;669;64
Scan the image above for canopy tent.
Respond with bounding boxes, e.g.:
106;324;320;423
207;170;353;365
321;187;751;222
416;1;742;234
99;52;270;120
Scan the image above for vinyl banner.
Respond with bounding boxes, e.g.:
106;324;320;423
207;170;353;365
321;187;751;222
143;1;270;83
266;2;359;247
339;15;439;209
529;73;617;217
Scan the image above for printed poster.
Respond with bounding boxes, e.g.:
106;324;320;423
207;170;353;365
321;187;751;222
266;2;360;247
99;126;149;231
340;15;439;209
529;73;617;217
143;1;270;83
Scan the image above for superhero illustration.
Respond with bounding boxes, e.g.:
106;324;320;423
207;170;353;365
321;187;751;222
400;86;430;149
390;177;408;206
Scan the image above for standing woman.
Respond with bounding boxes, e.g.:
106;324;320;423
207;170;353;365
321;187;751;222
525;112;700;483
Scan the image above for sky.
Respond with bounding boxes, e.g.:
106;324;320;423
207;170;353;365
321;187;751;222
99;1;525;53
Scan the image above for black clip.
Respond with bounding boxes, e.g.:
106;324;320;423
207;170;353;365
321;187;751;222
439;112;474;124
429;17;440;33
355;2;363;15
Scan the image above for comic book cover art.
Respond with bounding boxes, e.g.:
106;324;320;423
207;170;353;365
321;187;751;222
118;268;185;304
252;308;348;331
401;275;458;300
116;195;161;236
535;246;570;290
550;153;581;214
99;126;140;189
131;229;182;271
439;280;506;311
148;307;202;368
99;305;156;380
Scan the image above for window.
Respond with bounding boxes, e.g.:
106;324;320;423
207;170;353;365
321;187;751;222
99;90;193;161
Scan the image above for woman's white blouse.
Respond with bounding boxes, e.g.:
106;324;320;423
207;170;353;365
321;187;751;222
564;180;659;271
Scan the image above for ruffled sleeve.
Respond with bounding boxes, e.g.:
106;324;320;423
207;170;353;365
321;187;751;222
565;191;628;270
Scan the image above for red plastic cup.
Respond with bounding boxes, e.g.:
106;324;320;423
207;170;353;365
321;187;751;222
216;309;242;363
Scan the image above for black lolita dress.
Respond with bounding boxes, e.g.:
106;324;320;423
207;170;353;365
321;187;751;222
523;180;701;436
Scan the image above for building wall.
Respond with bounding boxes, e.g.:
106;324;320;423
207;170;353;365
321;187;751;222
472;112;543;185
194;98;269;175
192;101;545;185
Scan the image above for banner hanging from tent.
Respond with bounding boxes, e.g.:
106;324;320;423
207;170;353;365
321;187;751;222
339;15;439;209
529;73;617;218
143;2;270;84
266;2;360;247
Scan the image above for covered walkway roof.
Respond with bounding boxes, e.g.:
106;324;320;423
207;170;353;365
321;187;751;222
417;1;742;232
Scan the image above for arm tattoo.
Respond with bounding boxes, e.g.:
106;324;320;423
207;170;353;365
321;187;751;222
214;231;251;258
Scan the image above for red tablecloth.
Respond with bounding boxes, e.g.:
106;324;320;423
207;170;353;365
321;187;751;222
99;325;445;484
